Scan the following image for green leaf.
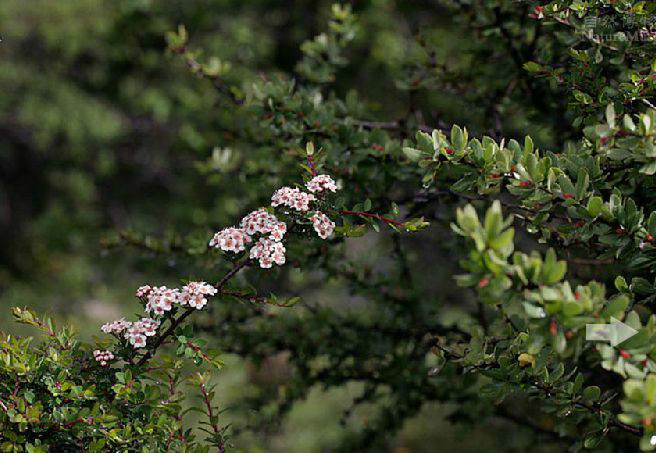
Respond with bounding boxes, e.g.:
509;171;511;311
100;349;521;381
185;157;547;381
582;385;601;402
573;90;593;105
488;228;515;257
584;432;602;449
575;168;589;200
606;103;616;129
523;61;543;73
541;249;567;284
600;295;629;319
451;125;467;152
639;161;656;175
402;147;423;162
615;276;629;292
587;196;603;217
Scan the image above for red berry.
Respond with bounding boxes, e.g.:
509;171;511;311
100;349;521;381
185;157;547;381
619;349;631;359
646;234;654;242
562;193;573;199
519;181;532;188
445;147;455;155
616;227;626;234
478;277;490;288
549;320;558;336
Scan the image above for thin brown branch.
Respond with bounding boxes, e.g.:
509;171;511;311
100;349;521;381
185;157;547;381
338;209;405;228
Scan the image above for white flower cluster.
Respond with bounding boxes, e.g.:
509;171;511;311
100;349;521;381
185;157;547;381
250;237;286;268
135;285;153;300
209;175;340;268
101;318;132;335
210;208;288;268
240;209;287;241
209;227;251;253
181;281;218;309
143;283;218;315
311;211;335;239
145;286;180;315
306;174;337;194
93;350;114;366
271;187;316;212
125;317;160;348
101;281;216;349
98;173;340;360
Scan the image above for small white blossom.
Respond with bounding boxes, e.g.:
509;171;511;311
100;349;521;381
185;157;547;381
240;209;287;241
209;227;251;253
269;221;287;241
139;317;160;337
181;281;218;310
306;174;338;194
93;350;115;367
101;318;132;335
311;211;335;239
135;285;153;300
250;237;286;268
145;286;180;315
125;323;147;349
271;187;315;212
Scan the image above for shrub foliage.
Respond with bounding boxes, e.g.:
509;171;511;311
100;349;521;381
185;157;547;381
3;1;656;452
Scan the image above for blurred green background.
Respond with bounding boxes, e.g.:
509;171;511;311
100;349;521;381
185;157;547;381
0;1;571;451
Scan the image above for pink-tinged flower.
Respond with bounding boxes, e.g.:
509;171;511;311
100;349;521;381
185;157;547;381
311;211;335;239
181;281;218;310
131;335;147;348
125;323;147;349
139;317;160;337
271;187;315;212
135;285;153;300
93;350;115;367
209;227;251;253
145;286;180;315
101;318;132;335
249;237;286;268
240;209;287;242
306;174;338;194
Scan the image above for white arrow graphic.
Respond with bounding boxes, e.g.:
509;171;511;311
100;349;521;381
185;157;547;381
586;317;638;346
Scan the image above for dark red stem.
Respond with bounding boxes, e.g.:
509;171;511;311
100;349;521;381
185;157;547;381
338;210;405;228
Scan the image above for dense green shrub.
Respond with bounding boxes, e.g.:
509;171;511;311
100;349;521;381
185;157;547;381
1;308;224;452
3;0;656;452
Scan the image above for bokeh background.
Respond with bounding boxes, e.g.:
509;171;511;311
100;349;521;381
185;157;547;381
0;1;576;451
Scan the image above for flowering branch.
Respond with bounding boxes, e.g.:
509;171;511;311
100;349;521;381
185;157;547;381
137;259;250;367
101;170;345;370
